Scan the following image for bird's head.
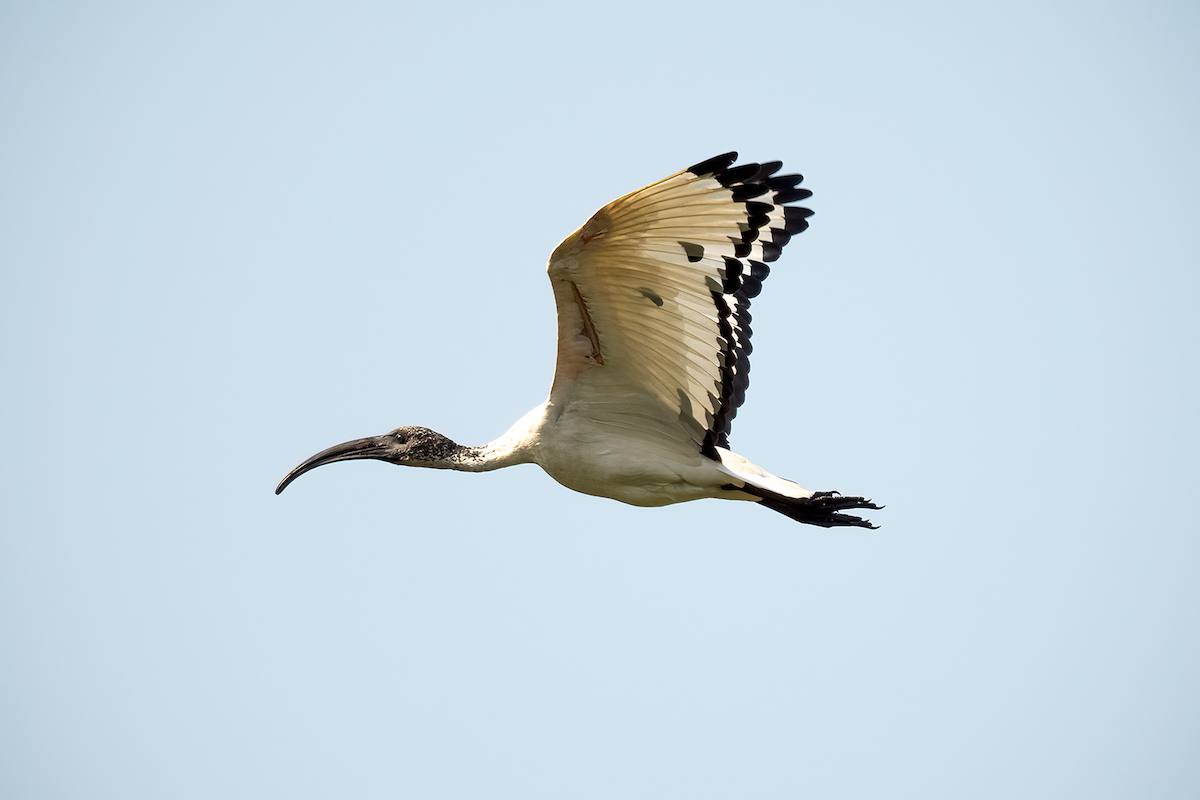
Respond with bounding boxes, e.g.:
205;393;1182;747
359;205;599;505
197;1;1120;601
275;426;463;494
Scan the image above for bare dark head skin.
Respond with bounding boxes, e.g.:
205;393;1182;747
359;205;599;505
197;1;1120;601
275;426;464;495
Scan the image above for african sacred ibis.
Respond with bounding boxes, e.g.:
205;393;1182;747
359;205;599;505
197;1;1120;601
277;152;880;527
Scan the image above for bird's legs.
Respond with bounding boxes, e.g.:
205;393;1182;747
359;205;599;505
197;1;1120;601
755;490;883;528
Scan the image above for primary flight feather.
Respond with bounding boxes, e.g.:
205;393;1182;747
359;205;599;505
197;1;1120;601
277;152;880;528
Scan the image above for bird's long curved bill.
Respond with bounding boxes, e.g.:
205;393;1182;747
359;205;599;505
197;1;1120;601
275;436;388;495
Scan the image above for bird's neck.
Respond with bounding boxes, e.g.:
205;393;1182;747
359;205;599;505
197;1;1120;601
434;404;545;473
437;436;530;473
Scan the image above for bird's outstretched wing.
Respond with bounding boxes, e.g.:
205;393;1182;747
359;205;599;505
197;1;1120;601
546;152;813;458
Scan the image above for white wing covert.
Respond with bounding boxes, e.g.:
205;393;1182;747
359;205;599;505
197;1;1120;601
546;152;813;459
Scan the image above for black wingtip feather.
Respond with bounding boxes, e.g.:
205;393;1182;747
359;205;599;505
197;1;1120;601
766;174;805;190
688;152;738;176
730;184;770;202
783;207;813;234
688;153;815;453
773;187;814;204
721;255;743;280
715;163;762;186
758;160;783;179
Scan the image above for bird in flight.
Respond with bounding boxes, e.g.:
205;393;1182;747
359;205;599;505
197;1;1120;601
277;152;880;527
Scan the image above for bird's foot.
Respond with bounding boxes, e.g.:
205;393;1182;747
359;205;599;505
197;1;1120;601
797;491;884;528
755;489;883;528
808;491;883;512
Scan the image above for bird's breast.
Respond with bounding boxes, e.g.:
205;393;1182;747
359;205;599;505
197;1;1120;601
530;411;718;507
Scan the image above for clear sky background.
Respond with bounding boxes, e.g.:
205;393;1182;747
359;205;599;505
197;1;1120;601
2;1;1197;798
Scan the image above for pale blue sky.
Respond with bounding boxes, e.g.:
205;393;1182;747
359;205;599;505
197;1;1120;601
2;1;1197;798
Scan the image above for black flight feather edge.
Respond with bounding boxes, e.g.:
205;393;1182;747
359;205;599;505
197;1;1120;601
686;152;813;458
